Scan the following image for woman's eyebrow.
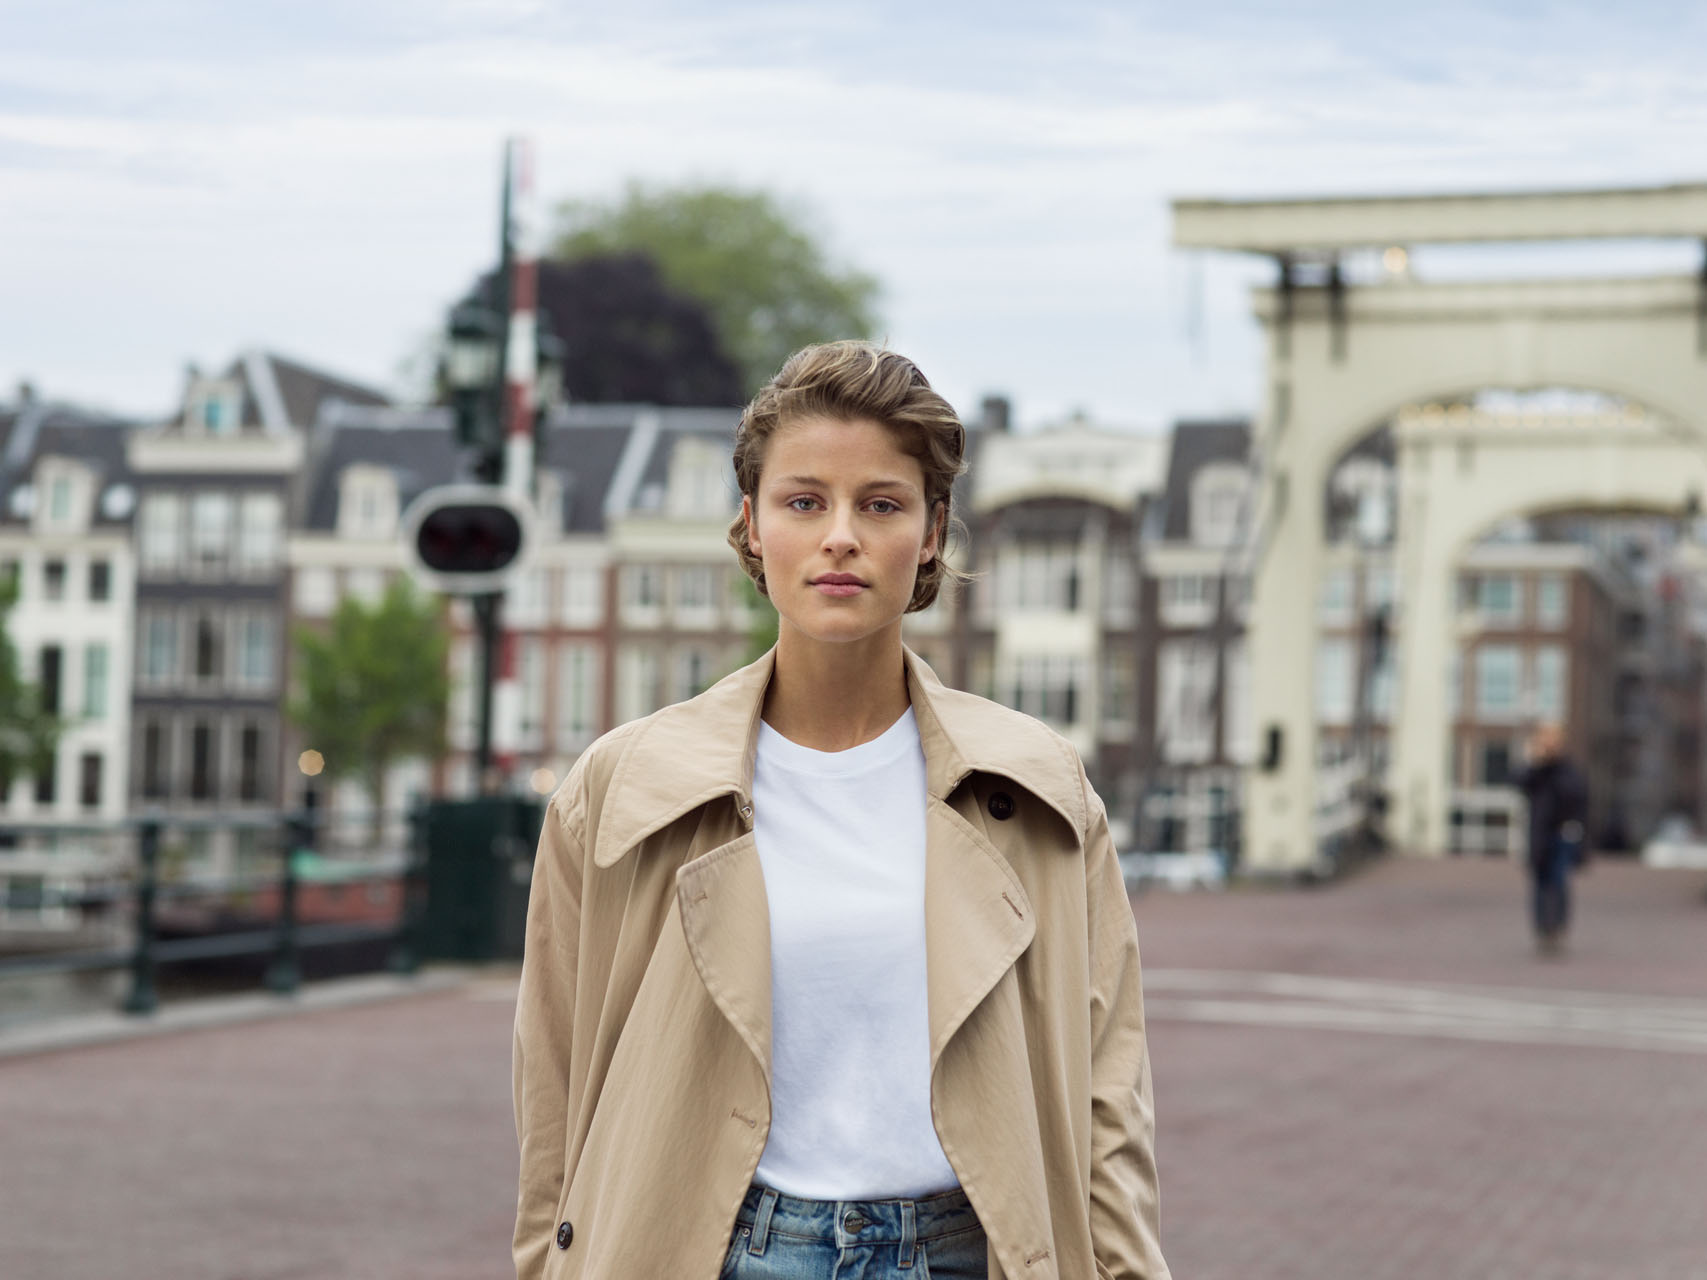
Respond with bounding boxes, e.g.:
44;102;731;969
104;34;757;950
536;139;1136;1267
772;474;920;493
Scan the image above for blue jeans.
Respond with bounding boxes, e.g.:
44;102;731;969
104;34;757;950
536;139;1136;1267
1531;843;1573;939
721;1183;988;1279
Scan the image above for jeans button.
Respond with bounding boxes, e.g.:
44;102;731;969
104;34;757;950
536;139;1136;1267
843;1210;868;1233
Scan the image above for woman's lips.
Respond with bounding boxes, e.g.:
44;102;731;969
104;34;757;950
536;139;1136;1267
813;580;865;597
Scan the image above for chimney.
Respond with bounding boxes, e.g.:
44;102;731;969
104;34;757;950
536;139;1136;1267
15;380;35;407
979;394;1011;434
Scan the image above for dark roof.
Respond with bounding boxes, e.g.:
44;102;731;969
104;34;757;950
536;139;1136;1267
537;416;636;535
602;407;744;519
299;415;461;532
1160;418;1251;540
0;402;138;527
299;404;643;537
210;351;391;431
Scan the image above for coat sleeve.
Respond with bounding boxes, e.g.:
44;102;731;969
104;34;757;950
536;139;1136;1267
512;788;585;1279
1082;767;1172;1279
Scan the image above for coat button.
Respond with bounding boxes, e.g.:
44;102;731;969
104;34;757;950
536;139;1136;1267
556;1221;573;1249
988;791;1015;821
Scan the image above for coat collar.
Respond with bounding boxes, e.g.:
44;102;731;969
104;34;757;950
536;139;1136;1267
591;645;1085;868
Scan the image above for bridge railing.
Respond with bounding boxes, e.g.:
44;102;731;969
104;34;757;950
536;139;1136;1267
0;798;430;1019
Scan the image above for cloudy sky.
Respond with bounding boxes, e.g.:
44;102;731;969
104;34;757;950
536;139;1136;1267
5;1;1706;430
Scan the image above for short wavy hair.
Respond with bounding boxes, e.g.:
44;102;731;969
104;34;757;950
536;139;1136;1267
727;341;969;612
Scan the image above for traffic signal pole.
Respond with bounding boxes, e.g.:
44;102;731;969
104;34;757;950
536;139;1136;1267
490;136;540;788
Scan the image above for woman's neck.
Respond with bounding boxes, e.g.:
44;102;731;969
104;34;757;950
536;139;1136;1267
762;625;911;752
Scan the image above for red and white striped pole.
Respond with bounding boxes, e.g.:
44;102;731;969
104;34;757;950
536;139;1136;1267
491;135;539;786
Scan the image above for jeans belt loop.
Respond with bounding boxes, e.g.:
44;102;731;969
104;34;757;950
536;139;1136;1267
749;1187;779;1256
898;1199;918;1269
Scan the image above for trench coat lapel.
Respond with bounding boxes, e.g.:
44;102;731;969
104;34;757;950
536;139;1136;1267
922;797;1036;1070
676;833;773;1081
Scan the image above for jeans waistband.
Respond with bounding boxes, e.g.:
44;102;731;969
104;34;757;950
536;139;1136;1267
734;1183;978;1245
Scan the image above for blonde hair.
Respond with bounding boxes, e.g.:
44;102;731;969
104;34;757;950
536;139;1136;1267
727;341;969;612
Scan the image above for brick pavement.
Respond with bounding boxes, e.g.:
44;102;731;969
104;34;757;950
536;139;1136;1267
0;855;1702;1279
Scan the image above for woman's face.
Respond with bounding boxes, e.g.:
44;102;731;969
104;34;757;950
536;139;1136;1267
742;415;939;650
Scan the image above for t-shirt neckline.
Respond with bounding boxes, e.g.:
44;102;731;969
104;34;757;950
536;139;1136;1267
756;707;919;778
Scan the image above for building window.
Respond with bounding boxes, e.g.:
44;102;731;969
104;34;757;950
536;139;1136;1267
1157;642;1217;762
1480;740;1514;786
674;647;712;703
238;723;263;803
89;559;111;602
1315;637;1354;725
1536;575;1567;629
79;753;102;809
347;567;384;603
676;566;715;614
140;494;182;574
296;566;336;617
520;639;547;746
238;493;282;573
556;644;601;749
1101;650;1137;731
237;615;274;688
1103;553;1137;627
560;565;603;627
39;645;62;715
189;493;233;574
622;564;664;610
48;475;72;522
83;644;108;719
43;559;66;601
1000;543;1080;612
1533;646;1567;720
141;614;178;686
1317;568;1354;625
1005;654;1087;728
142;720;169;801
194;616;222;683
617;648;662;723
1474;646;1523;719
33;752;55;806
1478;575;1521;626
189;723;215;801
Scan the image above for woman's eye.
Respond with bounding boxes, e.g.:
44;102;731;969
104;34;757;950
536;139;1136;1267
787;497;819;512
868;499;899;515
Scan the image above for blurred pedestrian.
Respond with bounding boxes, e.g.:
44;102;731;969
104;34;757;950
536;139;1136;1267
512;342;1169;1278
1515;722;1589;955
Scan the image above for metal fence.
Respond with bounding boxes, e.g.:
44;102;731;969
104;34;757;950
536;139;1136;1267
0;796;428;1019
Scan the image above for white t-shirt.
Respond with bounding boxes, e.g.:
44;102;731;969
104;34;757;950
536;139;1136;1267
750;707;959;1200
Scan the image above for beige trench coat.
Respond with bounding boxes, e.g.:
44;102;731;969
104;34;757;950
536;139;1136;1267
513;647;1169;1279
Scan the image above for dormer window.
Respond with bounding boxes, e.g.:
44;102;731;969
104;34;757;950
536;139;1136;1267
33;459;92;534
1189;463;1248;549
186;379;243;436
337;466;399;540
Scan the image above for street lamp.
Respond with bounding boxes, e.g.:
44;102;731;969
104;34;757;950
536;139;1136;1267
444;300;503;453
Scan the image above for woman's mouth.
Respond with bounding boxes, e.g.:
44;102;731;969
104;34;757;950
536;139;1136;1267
812;574;867;597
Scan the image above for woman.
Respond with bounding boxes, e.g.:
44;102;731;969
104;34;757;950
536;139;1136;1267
512;341;1169;1279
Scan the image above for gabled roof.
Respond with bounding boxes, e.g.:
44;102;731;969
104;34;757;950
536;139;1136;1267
299;403;646;537
0;399;138;528
601;406;743;522
1160;418;1251;541
201;350;391;433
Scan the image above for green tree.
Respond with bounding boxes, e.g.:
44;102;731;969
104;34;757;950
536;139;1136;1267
552;183;881;394
739;574;779;667
0;575;59;792
287;577;449;847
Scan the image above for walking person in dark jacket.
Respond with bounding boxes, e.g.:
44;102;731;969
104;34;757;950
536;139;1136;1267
1515;723;1589;955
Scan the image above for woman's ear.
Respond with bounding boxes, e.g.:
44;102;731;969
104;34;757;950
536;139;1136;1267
919;501;944;564
742;494;761;556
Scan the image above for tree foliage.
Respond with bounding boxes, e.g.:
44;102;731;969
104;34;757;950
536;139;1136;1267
466;254;743;406
0;575;58;789
553;183;881;395
287;577;449;844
